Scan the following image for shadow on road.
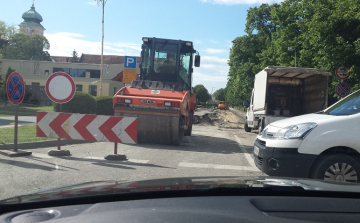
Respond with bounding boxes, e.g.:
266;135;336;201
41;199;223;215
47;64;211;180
128;134;255;155
57;156;174;170
27;156;79;171
0;158;67;172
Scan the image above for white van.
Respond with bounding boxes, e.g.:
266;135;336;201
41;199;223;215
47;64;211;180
254;89;360;183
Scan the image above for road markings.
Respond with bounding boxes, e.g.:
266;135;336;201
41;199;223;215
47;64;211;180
233;135;258;170
178;162;259;171
84;156;149;163
31;153;54;159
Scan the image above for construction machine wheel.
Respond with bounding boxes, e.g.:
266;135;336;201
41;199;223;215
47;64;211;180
173;117;185;145
184;112;193;136
115;112;184;145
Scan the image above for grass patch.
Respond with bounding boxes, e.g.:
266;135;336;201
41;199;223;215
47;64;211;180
0;104;53;117
0;126;54;144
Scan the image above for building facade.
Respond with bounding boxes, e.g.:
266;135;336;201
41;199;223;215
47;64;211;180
0;55;140;104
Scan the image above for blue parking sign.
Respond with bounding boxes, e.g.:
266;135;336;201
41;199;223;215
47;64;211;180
124;56;137;69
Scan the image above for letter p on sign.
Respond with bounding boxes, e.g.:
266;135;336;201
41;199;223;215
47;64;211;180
124;56;137;69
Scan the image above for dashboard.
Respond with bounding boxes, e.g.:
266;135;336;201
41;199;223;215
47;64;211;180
1;195;360;223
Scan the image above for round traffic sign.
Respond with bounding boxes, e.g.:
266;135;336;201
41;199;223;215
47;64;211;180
335;82;351;97
45;72;75;103
6;72;25;105
335;67;350;80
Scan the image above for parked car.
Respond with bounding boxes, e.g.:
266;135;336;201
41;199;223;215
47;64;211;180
254;89;360;183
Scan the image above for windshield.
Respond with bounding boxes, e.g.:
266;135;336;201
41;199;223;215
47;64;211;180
154;42;177;75
325;90;360;116
1;0;360;208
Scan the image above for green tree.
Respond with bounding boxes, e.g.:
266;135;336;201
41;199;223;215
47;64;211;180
227;0;360;106
2;34;51;61
0;21;17;58
71;49;79;62
193;84;210;103
214;88;226;101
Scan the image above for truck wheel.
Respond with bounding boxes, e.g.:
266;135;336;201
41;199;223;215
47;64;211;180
184;112;193;136
244;118;252;132
311;154;360;183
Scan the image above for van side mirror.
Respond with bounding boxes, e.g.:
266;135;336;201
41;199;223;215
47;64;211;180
243;100;250;108
194;55;200;67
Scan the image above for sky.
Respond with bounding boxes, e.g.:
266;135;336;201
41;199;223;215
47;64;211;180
1;0;281;94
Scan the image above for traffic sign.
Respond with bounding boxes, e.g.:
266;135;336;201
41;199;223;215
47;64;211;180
335;67;350;80
45;72;75;103
6;72;25;105
124;56;137;68
123;68;137;84
37;112;138;144
335;82;351;97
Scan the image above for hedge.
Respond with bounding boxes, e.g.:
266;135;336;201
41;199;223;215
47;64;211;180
95;96;114;115
53;91;96;114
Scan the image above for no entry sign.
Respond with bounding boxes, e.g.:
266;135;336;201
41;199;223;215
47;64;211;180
46;72;75;103
6;72;25;105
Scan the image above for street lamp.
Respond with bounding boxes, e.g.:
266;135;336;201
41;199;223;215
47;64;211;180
288;47;296;67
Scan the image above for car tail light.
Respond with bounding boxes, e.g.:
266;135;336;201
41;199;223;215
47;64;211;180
165;101;179;107
117;98;132;104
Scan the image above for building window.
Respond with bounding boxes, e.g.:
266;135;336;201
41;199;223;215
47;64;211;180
113;87;117;95
76;85;83;92
44;70;49;76
31;82;40;86
53;68;97;78
89;85;97;96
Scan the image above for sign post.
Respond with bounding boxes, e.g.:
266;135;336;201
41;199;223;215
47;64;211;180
45;72;75;156
0;72;32;157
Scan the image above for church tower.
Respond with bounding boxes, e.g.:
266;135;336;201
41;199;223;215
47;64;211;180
19;1;45;36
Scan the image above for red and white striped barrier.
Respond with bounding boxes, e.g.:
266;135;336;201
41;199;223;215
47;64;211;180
37;112;137;144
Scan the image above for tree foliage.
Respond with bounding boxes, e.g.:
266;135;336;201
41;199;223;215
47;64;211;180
226;0;360;106
2;34;51;61
214;88;226;101
0;21;17;58
193;84;210;103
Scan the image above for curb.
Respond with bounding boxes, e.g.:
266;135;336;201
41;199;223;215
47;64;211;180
0;139;94;151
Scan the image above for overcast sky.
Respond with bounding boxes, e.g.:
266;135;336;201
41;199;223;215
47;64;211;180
1;0;282;93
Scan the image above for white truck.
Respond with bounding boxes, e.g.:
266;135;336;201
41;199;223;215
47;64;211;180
244;66;331;133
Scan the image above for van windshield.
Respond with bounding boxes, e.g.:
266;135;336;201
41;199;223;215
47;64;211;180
325;90;360;116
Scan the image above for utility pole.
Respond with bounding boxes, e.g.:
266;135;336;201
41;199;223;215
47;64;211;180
98;0;107;96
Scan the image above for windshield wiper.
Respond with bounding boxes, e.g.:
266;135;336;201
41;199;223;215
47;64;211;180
316;110;328;115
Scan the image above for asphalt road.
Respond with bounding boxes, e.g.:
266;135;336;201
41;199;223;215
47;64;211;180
0;116;37;128
0;109;264;201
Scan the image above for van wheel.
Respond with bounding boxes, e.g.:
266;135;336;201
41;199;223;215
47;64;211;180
311;154;360;183
244;118;252;132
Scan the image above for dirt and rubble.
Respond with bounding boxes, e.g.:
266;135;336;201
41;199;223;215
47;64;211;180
194;108;246;129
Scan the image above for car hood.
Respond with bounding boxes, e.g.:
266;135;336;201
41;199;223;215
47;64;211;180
269;113;336;128
1;176;360;204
